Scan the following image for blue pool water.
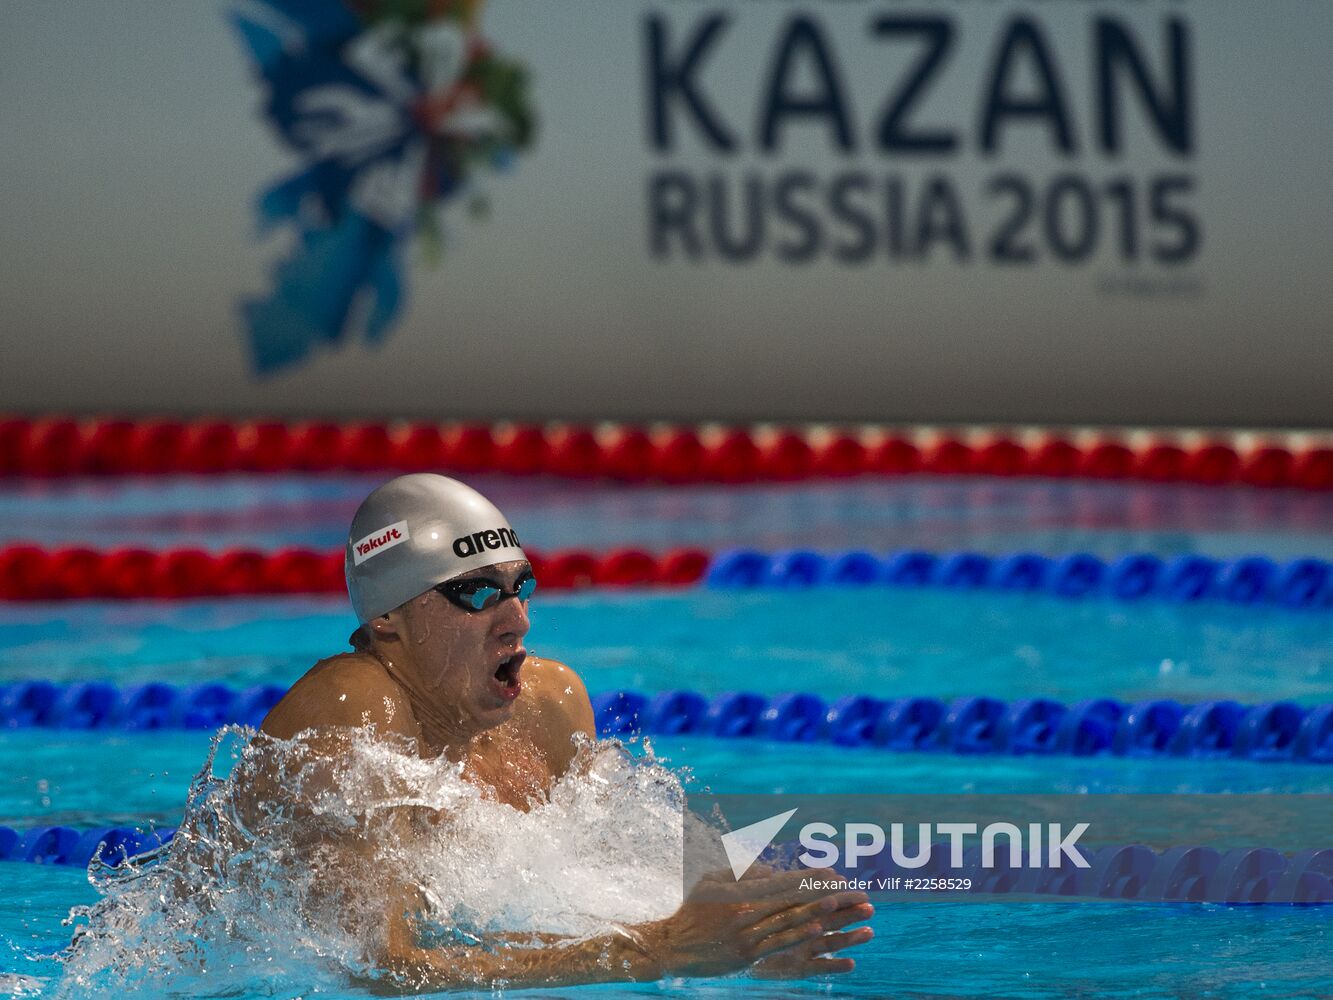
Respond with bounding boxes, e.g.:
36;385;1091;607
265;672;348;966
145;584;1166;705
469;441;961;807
2;857;1327;1000
0;474;1330;998
4;474;1332;558
3;591;1330;705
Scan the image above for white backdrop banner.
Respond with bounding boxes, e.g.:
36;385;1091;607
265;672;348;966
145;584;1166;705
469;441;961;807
1;1;1329;425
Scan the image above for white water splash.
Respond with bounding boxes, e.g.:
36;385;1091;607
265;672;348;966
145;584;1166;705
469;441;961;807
49;727;714;997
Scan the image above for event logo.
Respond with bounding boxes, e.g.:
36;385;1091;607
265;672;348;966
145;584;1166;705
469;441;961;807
644;11;1200;277
230;0;535;374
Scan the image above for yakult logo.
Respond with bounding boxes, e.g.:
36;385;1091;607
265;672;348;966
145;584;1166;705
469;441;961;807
452;527;521;558
352;521;411;565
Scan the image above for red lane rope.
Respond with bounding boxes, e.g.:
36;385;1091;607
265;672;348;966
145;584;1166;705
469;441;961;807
0;545;709;602
1;416;1331;488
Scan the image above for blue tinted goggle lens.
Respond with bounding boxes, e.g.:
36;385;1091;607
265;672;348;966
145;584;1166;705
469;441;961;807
440;573;537;612
465;586;498;611
516;575;537;602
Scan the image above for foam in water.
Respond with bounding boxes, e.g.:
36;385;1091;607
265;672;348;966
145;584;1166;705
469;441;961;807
49;726;713;996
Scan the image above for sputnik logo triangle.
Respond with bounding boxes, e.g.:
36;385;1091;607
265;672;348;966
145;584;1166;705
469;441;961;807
720;808;798;880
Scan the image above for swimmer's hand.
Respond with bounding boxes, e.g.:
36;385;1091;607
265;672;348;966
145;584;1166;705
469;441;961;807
634;867;875;980
749;912;875;978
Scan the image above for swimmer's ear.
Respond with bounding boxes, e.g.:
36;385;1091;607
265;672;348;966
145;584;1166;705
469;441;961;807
367;613;401;642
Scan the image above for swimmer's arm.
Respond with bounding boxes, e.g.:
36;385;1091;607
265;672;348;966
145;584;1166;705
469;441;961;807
372;870;876;991
374;921;663;990
311;836;662;990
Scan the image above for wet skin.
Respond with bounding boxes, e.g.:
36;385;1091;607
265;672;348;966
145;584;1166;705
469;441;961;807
262;560;588;806
254;559;876;988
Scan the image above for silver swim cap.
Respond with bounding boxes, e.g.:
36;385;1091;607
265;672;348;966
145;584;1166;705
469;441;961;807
345;473;528;622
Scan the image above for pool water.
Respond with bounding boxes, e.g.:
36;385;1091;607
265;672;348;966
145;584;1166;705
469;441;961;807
2;852;1330;1000
4;591;1330;706
4;475;1332;558
0;474;1330;998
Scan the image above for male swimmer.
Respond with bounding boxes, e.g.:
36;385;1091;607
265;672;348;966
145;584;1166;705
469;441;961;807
258;473;874;989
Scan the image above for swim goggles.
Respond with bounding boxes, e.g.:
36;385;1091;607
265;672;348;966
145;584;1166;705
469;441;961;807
434;570;537;612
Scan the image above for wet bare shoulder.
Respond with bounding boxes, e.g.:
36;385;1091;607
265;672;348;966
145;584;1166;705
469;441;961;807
260;652;418;741
518;657;595;772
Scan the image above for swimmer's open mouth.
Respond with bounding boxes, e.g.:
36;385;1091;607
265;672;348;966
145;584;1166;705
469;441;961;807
494;652;525;687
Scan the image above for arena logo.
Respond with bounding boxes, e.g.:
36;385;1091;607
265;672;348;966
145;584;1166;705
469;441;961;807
352;521;411;565
720;809;1090;880
452;527;523;558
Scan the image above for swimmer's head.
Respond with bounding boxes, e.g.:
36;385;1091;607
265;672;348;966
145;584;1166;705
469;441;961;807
345;473;527;623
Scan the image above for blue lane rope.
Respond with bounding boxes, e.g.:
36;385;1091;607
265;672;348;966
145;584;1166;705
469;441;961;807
2;821;1329;905
591;691;1333;764
705;549;1333;610
0;681;287;731
2;680;1330;764
0;824;173;868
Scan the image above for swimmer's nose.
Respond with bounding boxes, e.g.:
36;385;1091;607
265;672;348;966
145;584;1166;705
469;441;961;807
493;590;531;639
